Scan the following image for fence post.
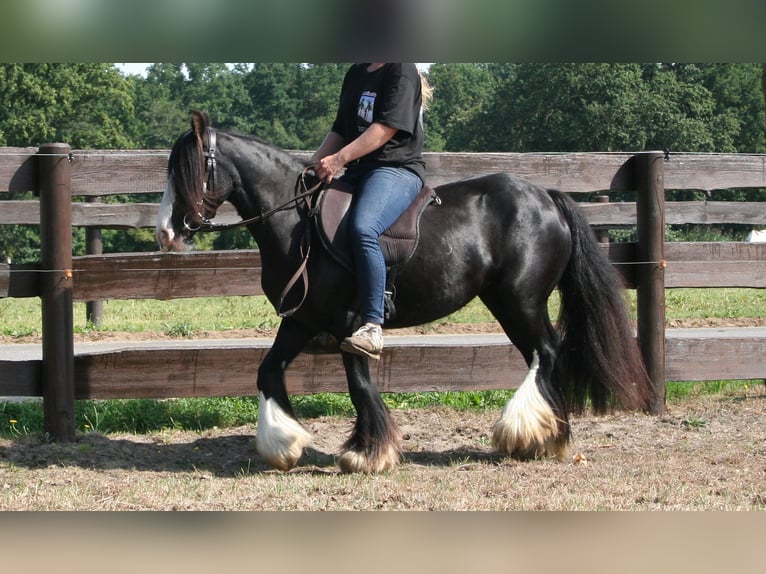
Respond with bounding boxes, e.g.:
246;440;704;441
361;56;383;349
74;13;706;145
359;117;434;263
635;152;666;414
38;143;75;441
85;197;103;327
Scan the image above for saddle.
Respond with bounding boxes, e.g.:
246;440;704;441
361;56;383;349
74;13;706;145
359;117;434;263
278;172;440;320
315;179;440;273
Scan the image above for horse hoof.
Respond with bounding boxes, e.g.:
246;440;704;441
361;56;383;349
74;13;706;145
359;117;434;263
337;444;401;474
257;444;305;471
492;406;569;462
256;393;312;471
492;425;569;461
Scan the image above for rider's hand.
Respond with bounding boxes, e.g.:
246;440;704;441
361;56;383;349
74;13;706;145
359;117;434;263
315;153;343;184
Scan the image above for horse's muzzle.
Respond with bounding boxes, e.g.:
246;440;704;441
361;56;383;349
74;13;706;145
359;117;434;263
156;227;190;252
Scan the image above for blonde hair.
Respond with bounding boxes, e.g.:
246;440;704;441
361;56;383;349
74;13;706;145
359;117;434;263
420;73;433;110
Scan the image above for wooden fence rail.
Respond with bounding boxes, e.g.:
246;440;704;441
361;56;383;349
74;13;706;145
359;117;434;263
2;149;766;196
5;199;766;229
4;242;766;302
1;148;765;440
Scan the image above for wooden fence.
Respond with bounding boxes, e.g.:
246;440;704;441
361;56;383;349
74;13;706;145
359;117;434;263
1;146;765;440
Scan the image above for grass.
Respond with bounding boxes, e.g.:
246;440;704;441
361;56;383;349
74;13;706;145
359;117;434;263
0;296;285;338
0;390;520;438
664;289;766;320
1;288;765;338
3;380;761;439
0;288;763;437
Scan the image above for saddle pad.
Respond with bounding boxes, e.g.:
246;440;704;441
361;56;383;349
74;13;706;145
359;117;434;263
316;180;439;272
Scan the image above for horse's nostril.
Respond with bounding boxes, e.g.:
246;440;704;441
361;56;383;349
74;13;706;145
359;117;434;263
157;228;173;250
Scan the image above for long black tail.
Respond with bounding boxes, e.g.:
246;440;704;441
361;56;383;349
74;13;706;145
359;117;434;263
548;189;651;414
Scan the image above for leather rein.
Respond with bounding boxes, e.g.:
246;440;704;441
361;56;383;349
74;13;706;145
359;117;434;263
181;127;323;317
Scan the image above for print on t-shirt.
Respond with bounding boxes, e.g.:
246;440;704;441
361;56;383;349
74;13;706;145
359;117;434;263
358;91;376;129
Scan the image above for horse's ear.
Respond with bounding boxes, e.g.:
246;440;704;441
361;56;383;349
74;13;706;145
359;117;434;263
190;110;211;138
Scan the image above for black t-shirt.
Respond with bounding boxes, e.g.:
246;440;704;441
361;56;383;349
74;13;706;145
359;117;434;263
331;63;426;182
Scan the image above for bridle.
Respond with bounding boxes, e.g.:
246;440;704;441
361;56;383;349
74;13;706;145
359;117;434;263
181;127;322;233
177;126;324;317
181;127;218;232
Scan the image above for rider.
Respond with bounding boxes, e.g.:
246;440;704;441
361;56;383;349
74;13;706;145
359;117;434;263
312;63;428;359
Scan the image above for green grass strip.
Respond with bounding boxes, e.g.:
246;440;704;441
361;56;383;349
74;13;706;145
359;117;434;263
1;380;759;438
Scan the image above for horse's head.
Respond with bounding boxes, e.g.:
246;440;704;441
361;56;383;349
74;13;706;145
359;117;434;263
156;110;234;252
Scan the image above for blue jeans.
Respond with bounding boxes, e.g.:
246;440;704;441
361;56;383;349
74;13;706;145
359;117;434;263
340;166;423;325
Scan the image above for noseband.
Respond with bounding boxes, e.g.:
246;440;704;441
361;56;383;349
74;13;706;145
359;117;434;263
182;126;218;232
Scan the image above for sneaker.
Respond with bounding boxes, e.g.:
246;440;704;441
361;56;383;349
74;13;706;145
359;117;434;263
340;323;384;359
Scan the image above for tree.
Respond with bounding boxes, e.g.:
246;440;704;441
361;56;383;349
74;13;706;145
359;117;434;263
0;219;39;264
127;64;192;148
129;63;255;148
293;63;347;149
640;64;721;152
425;63;766;154
697;63;766;153
0;63;135;148
477;63;649;152
424;63;498;151
183;63;252;133
0;64;138;261
243;63;303;147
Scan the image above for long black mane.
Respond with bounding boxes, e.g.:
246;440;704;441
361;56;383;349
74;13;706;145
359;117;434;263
167;128;207;221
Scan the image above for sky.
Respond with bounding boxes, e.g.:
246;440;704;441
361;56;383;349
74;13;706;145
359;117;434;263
115;63;432;77
116;63;150;76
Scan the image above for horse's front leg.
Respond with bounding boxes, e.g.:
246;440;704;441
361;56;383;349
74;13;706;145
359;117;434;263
256;317;316;471
337;352;402;473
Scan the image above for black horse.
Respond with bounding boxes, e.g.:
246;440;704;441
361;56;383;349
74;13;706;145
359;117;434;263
156;111;651;473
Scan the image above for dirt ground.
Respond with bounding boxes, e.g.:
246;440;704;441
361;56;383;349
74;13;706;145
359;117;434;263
0;385;764;510
1;316;764;510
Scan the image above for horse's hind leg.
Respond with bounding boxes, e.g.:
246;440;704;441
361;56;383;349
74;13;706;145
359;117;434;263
256;317;315;471
337;352;401;473
481;291;570;461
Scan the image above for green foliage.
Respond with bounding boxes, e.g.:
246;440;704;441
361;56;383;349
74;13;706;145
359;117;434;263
424;63;499;151
484;63;650;152
0;63;135;148
101;228;159;254
665;224;748;243
0;224;39;263
2;62;765;154
213;228;259;250
383;390;515;410
1;401;45;437
2;62;766;255
162;321;197;338
291;394;355;418
423;62;766;154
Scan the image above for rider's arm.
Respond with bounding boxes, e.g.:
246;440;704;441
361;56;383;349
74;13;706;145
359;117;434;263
314;122;397;183
310;131;345;164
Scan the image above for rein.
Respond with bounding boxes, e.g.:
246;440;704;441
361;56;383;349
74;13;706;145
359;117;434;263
186;174;322;232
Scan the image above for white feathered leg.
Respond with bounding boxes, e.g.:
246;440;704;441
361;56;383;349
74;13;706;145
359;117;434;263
256;392;312;471
492;351;568;461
